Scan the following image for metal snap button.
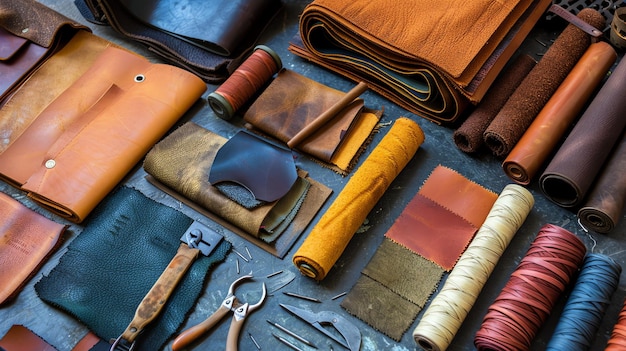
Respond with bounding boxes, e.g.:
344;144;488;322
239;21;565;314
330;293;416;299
45;159;56;169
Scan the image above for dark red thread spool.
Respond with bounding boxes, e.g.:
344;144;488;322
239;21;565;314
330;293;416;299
208;45;282;120
473;223;587;351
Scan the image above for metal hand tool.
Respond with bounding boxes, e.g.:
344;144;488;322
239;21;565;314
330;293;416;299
110;221;223;351
172;275;267;351
280;303;361;351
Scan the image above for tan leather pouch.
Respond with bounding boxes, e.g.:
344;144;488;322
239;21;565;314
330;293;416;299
0;46;207;222
0;192;67;304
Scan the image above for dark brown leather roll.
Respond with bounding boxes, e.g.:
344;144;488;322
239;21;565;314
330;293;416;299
577;131;626;233
453;54;536;153
540;56;626;208
483;8;606;158
502;42;616;185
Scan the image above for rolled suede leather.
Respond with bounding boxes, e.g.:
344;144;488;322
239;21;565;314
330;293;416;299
0;192;67;305
0;0;89;101
484;9;606;158
0;46;207;222
289;0;551;124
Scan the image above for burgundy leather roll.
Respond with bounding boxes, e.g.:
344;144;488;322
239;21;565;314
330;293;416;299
483;8;605;157
540;54;626;208
502;41;616;185
577;131;626;234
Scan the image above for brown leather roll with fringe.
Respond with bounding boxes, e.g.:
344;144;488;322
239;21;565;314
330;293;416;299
483;8;606;157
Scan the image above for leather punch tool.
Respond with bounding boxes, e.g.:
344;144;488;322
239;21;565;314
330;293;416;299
172;274;267;351
110;221;223;351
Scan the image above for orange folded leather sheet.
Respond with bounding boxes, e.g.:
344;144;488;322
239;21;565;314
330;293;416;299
0;46;206;222
290;0;551;124
0;192;67;304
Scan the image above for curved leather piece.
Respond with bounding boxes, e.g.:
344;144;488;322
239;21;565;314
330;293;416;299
540;51;626;208
119;0;281;57
209;130;297;202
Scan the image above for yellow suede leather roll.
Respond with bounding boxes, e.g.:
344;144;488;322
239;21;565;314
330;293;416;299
293;117;425;280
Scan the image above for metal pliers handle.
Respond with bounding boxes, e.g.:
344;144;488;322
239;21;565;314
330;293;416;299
172;275;266;351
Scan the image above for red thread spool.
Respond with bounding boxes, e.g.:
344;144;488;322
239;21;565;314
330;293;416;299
606;299;626;350
473;223;587;351
208;45;282;120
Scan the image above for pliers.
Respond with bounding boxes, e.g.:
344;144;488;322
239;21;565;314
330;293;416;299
171;274;266;351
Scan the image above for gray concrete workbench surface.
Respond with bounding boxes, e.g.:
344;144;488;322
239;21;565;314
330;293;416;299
2;1;626;350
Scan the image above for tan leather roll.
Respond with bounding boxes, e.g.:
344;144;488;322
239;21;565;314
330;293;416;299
503;41;616;185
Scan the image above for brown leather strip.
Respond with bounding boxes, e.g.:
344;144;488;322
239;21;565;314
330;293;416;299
474;224;586;351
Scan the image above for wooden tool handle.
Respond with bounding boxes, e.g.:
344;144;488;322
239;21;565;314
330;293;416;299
120;243;199;343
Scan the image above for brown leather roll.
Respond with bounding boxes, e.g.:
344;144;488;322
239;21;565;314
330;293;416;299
483;8;606;157
540;54;626;208
577;131;626;233
502;41;616;185
453;54;536;153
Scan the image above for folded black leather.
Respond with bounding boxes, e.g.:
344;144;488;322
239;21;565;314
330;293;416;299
0;0;88;101
74;0;281;82
35;186;231;351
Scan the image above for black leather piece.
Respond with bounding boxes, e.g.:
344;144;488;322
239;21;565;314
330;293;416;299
209;130;298;202
119;0;282;56
35;186;231;351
